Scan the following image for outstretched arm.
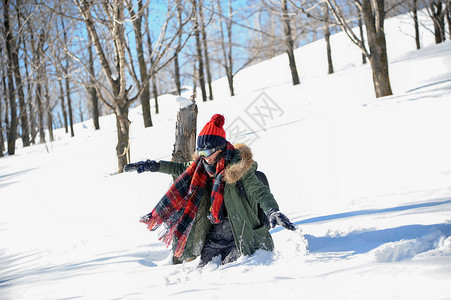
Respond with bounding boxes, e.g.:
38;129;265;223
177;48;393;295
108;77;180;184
124;159;193;177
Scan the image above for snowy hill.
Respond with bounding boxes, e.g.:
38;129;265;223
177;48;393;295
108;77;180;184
1;11;451;299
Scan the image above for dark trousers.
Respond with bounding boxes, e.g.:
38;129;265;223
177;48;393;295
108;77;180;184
199;218;239;267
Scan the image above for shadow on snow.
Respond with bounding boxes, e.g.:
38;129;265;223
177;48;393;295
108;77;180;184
305;223;451;255
271;198;451;259
0;245;167;289
277;198;451;229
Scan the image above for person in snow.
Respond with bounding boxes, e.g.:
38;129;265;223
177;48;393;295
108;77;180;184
124;114;296;267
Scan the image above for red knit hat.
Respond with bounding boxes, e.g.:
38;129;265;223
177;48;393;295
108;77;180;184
197;114;226;150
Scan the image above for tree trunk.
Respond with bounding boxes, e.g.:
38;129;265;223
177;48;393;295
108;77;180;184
36;57;45;144
61;17;75;137
1;46;8;155
64;72;75;137
282;0;300;85
29;94;37;144
226;20;234;97
25;33;37;144
3;0;18;155
174;54;182;95
78;100;84;123
44;78;54;142
152;76;159;114
35;32;47;143
115;104;131;172
358;8;367;64
58;79;69;133
22;37;35;144
87;38;100;130
13;7;30;147
173;0;183;96
193;0;207;102
446;0;451;40
172;101;198;164
413;0;421;49
129;0;152;127
11;34;30;147
227;73;234;96
198;0;213;100
323;3;334;74
0;75;4;156
146;34;159;114
4;81;10;138
217;0;235;96
362;0;393;98
36;83;45;144
0;120;3;157
226;2;234;98
431;1;446;44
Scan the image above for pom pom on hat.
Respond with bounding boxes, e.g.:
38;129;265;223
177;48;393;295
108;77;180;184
211;114;225;128
197;114;227;150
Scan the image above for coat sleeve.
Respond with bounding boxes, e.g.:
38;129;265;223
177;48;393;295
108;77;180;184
240;163;279;213
158;160;192;177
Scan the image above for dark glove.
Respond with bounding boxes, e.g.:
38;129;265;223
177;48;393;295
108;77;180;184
268;209;296;231
123;159;160;173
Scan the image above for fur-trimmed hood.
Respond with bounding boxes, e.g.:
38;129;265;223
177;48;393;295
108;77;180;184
192;143;254;184
223;143;254;184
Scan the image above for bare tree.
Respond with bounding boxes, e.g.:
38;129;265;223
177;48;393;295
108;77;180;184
217;0;234;96
60;15;75;137
173;0;184;95
246;7;285;61
288;0;337;72
3;71;10;146
325;0;393;97
74;0;192;172
192;0;207;102
58;77;69;133
201;1;266;96
146;33;160;114
215;0;263;95
127;0;152;127
44;71;54;142
281;0;300;85
75;0;133;171
0;56;5;156
446;0;451;39
198;0;214;100
261;1;301;84
323;2;334;74
21;15;38;144
0;100;3;156
35;32;46;144
412;0;422;49
87;32;100;130
357;5;367;64
426;0;447;43
12;1;30;147
3;0;18;154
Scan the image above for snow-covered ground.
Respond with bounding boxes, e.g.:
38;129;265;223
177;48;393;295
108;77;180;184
1;11;451;300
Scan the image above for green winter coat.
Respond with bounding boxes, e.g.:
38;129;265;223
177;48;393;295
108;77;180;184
158;143;279;261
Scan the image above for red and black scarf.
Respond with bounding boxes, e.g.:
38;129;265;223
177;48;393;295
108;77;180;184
140;142;235;257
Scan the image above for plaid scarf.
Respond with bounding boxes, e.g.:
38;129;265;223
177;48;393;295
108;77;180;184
140;142;235;257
